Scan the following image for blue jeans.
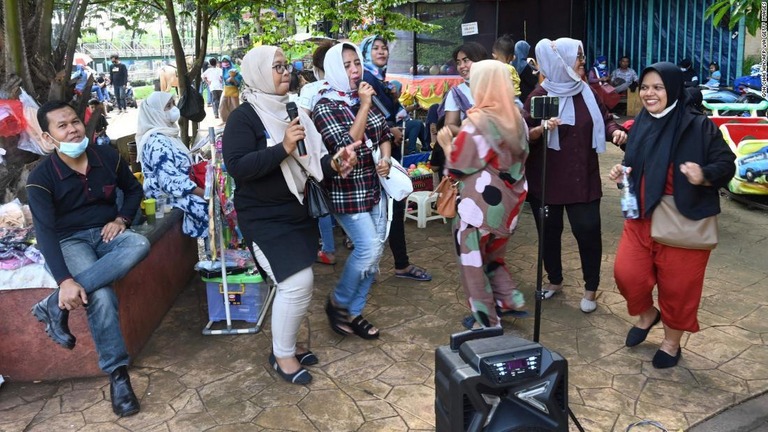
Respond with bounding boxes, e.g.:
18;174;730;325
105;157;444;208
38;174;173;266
91;85;105;102
318;215;335;254
405;120;429;154
113;85;127;110
332;199;388;316
57;228;150;373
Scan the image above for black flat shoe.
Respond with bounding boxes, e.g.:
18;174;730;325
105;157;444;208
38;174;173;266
652;348;681;369
269;353;312;384
31;290;76;350
625;308;661;347
295;351;318;366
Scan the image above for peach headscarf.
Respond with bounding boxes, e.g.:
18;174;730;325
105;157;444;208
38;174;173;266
466;60;525;154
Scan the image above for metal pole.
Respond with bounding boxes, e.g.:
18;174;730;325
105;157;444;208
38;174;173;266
532;121;548;344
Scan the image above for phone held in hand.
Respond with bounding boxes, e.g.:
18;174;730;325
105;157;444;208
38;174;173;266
530;96;559;119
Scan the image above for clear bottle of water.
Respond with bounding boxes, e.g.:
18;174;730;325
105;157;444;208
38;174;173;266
620;167;639;219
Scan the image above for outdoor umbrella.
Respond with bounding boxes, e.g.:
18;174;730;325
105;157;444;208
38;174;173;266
73;52;93;66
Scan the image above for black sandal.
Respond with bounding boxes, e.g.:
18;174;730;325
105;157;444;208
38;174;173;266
348;315;380;340
325;297;352;337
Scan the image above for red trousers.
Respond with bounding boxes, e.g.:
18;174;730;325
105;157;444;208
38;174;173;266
614;218;711;332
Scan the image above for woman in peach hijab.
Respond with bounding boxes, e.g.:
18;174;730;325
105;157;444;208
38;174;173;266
437;60;529;328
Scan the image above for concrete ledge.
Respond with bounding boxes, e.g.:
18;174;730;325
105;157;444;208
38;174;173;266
0;209;198;382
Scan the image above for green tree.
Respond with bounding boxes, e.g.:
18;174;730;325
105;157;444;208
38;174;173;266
1;0;93;202
705;0;762;36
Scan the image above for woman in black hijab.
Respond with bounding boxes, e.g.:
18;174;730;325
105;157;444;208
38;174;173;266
608;62;735;369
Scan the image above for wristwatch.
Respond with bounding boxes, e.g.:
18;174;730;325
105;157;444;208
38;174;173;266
117;216;130;227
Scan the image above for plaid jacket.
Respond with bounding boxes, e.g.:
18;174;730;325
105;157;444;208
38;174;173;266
312;98;394;214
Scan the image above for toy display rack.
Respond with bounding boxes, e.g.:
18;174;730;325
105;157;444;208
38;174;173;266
202;127;275;335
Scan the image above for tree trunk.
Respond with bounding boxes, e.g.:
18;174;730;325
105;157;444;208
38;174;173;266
3;0;36;93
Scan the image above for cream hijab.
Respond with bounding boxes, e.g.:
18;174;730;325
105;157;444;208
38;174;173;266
135;91;186;160
466;60;526;156
240;46;327;202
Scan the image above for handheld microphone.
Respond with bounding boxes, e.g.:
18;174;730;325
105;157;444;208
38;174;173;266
357;80;391;119
285;102;306;156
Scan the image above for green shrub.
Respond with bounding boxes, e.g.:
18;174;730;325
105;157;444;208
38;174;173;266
743;55;760;76
133;85;154;101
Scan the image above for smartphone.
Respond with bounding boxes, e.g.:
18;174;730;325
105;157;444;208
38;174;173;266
530;96;559;119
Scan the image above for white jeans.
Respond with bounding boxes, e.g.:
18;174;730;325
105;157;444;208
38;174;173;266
251;243;314;358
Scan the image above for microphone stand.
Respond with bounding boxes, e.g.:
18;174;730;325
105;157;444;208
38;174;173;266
532;117;550;344
531;116;586;432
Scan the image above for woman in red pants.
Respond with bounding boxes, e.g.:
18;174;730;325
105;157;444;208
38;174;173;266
609;62;735;369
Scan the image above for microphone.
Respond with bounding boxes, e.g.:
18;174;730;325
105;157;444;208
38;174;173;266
371;95;391;119
285;102;306;156
357;80;391;119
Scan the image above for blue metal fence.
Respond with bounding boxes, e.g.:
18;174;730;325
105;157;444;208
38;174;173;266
585;0;745;87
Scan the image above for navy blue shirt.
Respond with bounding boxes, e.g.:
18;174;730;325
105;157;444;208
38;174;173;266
26;145;143;284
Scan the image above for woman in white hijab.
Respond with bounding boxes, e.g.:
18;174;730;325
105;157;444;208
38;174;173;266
137;91;208;238
312;42;392;341
222;45;358;385
523;38;627;313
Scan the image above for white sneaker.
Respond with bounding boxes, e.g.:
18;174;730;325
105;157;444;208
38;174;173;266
580;298;597;313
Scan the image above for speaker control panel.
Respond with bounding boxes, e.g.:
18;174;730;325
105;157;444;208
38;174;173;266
480;348;542;384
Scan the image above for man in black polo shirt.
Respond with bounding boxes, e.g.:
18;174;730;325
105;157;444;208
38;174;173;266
26;101;149;417
110;54;129;113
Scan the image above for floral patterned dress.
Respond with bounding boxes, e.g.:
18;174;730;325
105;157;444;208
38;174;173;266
446;118;529;327
141;133;208;238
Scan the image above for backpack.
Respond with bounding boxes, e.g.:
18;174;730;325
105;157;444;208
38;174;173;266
178;75;206;123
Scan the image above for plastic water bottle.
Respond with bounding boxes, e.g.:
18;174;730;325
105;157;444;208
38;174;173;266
155;194;166;218
620;167;639;219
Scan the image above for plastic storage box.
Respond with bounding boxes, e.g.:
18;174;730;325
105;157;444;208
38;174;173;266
411;173;434;192
203;273;268;323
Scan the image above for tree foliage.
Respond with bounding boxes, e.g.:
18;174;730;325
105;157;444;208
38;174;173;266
705;0;762;36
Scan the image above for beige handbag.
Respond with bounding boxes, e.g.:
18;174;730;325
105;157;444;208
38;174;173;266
650;195;718;250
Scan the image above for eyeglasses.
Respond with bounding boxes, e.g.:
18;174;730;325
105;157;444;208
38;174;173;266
272;63;294;74
576;54;586;61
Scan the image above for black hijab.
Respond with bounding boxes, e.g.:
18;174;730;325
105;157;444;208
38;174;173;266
624;62;688;216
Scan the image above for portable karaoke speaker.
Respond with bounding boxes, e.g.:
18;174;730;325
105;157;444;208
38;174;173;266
435;330;568;432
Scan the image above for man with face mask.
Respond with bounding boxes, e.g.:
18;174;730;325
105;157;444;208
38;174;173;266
109;54;129;113
26;101;149;417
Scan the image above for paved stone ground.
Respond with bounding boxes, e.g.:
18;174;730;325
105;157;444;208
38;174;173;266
1;105;767;431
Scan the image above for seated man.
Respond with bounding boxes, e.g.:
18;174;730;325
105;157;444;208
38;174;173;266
26;101;150;418
391;80;429;154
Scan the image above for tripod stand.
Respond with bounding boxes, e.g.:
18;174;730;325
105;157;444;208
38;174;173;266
529;115;586;432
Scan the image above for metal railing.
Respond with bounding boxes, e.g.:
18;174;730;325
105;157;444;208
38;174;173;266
80;39;197;60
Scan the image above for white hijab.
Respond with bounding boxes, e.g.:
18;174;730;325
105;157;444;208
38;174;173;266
135;91;186;160
240;45;327;203
320;42;363;107
535;38;606;153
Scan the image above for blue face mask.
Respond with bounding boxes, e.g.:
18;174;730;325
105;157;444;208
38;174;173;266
598;63;607;70
53;136;89;158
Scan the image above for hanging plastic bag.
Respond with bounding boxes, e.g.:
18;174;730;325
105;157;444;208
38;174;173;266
0;100;27;137
178;75;206;123
17;88;54;155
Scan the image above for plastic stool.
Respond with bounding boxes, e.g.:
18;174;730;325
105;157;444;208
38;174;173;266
404;191;446;228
